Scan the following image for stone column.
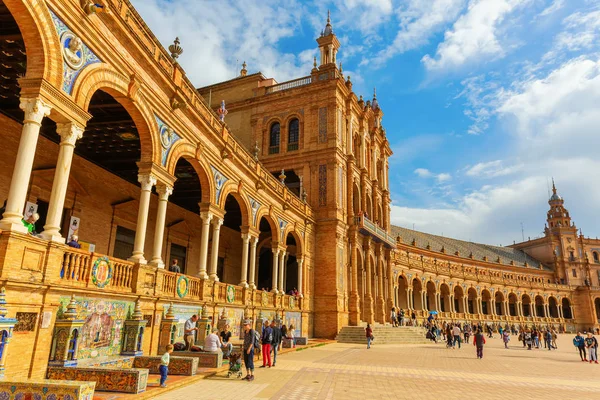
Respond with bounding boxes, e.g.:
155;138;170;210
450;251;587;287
558;304;563;319
248;236;258;289
41;123;84;242
271;248;280;293
517;301;523;317
149;184;172;268
208;218;223;281
0;98;52;232
239;233;250;287
297;257;304;297
364;242;374;323
349;242;360;325
197;212;213;279
491;300;496;316
278;251;286;293
129;174;156;264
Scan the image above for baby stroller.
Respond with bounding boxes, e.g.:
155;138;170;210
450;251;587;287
227;352;243;379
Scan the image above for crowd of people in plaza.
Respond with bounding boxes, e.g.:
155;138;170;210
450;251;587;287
370;308;600;364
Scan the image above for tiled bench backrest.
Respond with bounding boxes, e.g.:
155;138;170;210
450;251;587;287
0;379;96;400
172;351;223;368
133;356;198;376
46;366;149;394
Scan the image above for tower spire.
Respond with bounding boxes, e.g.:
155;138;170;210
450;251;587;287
552;178;557;194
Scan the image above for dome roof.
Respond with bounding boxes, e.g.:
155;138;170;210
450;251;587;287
550;193;562;201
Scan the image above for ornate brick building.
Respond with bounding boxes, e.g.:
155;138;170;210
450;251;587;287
0;0;597;383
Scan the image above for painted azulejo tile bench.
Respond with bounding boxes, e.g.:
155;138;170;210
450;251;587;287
76;355;135;369
133;356;198;376
0;379;96;400
173;350;223;368
46;366;148;394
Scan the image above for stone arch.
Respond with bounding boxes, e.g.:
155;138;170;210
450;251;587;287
481;289;492;315
4;0;63;87
283;227;303;257
425;280;436;311
522;294;532;317
218;186;250;228
71;64;158;165
164;142;213;204
255;209;280;240
467;287;478;314
561;297;572;319
397;274;408;310
352;181;361;215
508;292;518;316
494;290;505;315
412;277;423;310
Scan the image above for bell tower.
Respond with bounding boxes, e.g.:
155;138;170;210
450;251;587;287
546;180;573;232
316;11;341;67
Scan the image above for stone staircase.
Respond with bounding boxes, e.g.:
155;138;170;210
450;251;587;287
336;325;430;344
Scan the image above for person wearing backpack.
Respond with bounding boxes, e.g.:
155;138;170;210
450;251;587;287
260;320;273;368
573;332;587;361
242;321;255;381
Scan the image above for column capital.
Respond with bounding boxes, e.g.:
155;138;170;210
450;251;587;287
56;122;84;146
272;247;281;255
156;183;173;200
200;211;213;223
241;232;251;242
20;97;52;125
138;173;157;191
212;217;224;228
249;235;259;245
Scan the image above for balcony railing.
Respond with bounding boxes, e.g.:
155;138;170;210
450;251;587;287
354;215;396;248
265;76;312;94
287;142;299;151
268;146;280;155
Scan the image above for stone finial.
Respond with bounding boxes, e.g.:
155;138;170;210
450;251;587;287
496;256;501;263
469;252;474;259
411;238;416;246
165;302;175;319
339;62;343;74
455;251;460;256
358;95;364;108
240;61;248;77
426;243;431;250
279;169;286;184
0;287;7;319
301;189;307;203
440;246;445;253
169;37;184;60
243;306;250;319
346;75;352;90
253;141;260;161
201;305;209;319
64;294;78;320
81;0;106;14
220;307;227;318
132;299;143;321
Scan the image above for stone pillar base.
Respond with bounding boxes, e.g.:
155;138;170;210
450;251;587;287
0;220;28;234
40;231;65;244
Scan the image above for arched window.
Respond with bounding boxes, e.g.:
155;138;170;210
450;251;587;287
287;119;299;151
269;122;280;154
593;251;599;263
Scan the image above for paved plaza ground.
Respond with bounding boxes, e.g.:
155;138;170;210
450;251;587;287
152;334;600;400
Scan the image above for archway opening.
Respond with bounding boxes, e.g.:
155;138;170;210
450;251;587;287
494;291;504;315
440;284;450;313
467;288;477;314
562;298;572;319
412;279;422;311
595;298;600;321
217;194;244;284
284;233;299;293
481;290;491;315
397;275;408;310
522;295;532;317
453;286;464;313
534;295;545;318
508;293;518;317
549;297;559;318
256;216;274;291
426;281;436;311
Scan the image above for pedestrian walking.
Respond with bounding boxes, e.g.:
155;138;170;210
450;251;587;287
159;344;173;388
242;321;255;381
366;323;373;349
473;329;486;359
270;320;282;367
545;330;553;351
452;324;462;349
390;307;397;327
502;329;510;349
399;309;405;326
260;320;273;368
585;332;598;364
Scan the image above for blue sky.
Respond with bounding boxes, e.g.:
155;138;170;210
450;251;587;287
133;0;600;245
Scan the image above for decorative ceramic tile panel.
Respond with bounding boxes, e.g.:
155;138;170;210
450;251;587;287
14;312;37;332
319;164;327;207
318;107;327;143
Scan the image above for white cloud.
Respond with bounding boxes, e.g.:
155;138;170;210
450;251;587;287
537;0;565;19
437;173;452;183
414;168;433;178
414;168;452;183
370;0;466;67
422;0;532;71
555;10;600;52
465;160;523;178
131;0;312;86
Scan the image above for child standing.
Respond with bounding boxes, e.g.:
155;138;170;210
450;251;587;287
585;332;598;364
473;329;486;359
160;344;174;388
